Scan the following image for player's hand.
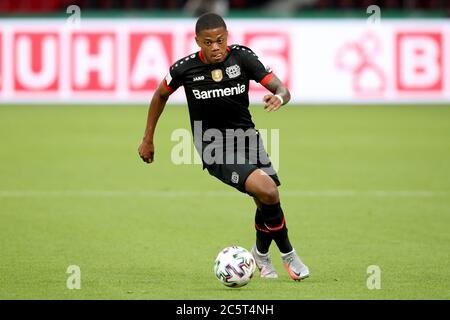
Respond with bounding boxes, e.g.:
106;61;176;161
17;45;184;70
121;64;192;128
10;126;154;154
138;139;155;163
263;94;282;112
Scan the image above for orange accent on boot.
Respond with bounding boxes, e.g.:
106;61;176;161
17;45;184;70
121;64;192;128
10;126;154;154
284;262;300;280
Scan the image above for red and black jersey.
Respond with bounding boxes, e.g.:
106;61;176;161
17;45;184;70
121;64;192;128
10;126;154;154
163;45;273;132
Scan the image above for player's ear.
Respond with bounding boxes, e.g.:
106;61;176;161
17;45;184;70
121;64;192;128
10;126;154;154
195;36;201;47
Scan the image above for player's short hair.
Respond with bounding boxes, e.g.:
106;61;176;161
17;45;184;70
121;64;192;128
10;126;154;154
195;12;227;35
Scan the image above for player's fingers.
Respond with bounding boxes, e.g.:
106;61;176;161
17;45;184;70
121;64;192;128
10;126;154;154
140;155;148;162
271;105;280;112
265;97;280;112
268;104;282;112
139;152;151;163
263;95;272;104
264;96;275;109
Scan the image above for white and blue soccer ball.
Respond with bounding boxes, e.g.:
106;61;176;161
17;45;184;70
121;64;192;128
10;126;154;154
214;246;256;287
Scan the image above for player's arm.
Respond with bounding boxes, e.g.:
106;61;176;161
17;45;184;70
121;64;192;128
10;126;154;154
262;74;291;112
239;46;290;112
138;82;172;164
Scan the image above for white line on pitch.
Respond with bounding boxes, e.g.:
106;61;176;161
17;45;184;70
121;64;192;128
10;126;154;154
0;190;449;198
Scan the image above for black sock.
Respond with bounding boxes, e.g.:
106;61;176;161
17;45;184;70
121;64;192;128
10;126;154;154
255;208;272;254
272;226;293;254
260;202;293;254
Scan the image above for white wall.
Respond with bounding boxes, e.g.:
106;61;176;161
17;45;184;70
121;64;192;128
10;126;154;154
0;18;449;104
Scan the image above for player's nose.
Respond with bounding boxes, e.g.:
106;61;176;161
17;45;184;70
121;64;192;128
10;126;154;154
211;42;220;51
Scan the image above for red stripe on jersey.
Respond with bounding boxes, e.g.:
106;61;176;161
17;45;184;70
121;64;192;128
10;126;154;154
162;79;174;94
260;73;275;86
199;50;207;64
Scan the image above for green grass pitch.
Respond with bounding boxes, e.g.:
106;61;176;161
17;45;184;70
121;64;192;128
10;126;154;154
0;104;449;300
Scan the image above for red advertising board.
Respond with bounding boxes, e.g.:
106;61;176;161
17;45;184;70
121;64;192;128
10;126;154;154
0;19;448;103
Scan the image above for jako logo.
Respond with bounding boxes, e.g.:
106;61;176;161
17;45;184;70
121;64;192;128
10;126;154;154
193;76;205;81
192;84;246;99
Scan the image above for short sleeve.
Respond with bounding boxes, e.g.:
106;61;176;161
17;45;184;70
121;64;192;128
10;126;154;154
162;64;183;94
238;46;274;85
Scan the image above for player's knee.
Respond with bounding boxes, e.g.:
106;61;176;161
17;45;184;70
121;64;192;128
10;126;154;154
257;184;279;205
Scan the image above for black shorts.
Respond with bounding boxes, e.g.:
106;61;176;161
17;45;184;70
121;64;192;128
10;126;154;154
196;128;281;194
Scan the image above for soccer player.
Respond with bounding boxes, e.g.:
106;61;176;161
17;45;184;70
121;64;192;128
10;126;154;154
138;13;309;281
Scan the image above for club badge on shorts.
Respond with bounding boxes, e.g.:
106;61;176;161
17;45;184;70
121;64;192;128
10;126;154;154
231;172;239;184
211;69;223;82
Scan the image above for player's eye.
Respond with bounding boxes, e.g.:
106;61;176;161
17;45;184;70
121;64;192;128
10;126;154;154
205;40;211;46
217;38;223;44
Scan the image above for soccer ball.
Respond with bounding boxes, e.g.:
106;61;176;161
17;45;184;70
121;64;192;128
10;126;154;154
214;246;256;288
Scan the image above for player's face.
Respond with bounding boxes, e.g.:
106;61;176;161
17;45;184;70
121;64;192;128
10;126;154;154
196;27;228;64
